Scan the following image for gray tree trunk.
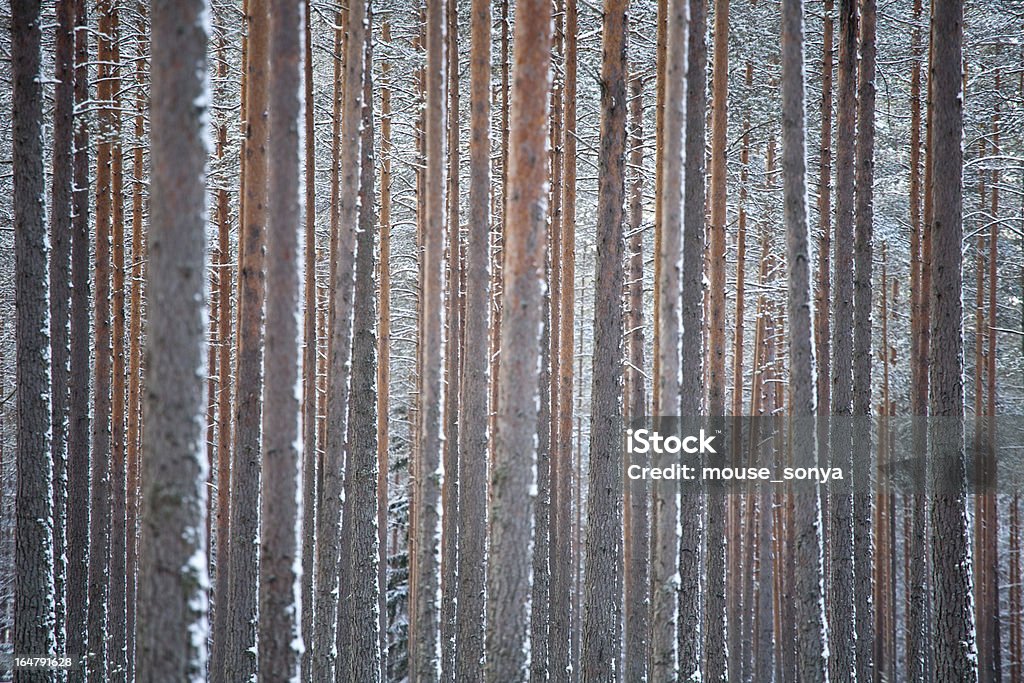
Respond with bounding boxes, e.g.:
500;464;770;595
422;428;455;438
135;0;211;678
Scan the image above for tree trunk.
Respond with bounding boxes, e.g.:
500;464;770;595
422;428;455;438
135;0;210;676
313;0;365;675
484;0;552;675
67;0;93;674
257;1;305;678
50;0;75;665
582;0;627;678
780;0;829;677
680;0;706;674
12;1;57;678
455;0;491;673
623;70;649;683
341;18;382;681
228;3;269;678
829;0;858;679
927;0;977;678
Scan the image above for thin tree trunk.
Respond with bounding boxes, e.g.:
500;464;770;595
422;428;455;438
89;2;117;676
582;0;628;678
484;0;552;675
780;0;829;677
12;0;57;678
551;0;577;676
679;0;705;674
135;0;210;676
314;0;365;675
623;71;649;683
927;0;977;678
377;19;394;678
852;2;877;678
706;0;730;674
50;0;75;666
341;18;382;681
300;2;318;678
67;0;92;674
829;0;858;679
454;0;491;672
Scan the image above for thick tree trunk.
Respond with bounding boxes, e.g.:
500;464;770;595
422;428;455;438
12;1;57;679
582;0;628;678
257;1;305;678
780;0;829;677
927;0;977;679
135;0;210;677
484;0;552;676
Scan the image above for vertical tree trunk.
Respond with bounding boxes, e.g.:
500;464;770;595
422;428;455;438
852;2;877;678
680;0;705;674
816;0;833;416
927;0;977;678
484;0;551;675
300;3;318;678
89;2;117;676
780;0;829;677
623;71;649;683
135;0;210;677
551;0;577;675
706;0;730;675
653;0;687;678
67;0;92;674
582;0;627;678
12;1;57;679
455;0;491;673
257;0;305;678
829;0;858;678
314;0;365;675
377;19;394;679
50;0;76;665
228;3;269;678
341;17;382;681
125;6;148;671
441;1;462;674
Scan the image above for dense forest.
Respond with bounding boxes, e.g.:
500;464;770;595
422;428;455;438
1;0;1023;680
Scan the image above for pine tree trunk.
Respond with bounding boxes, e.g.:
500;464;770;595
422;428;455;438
314;0;365;675
50;0;76;664
623;71;649;683
582;0;627;678
484;0;552;675
67;0;93;674
550;0;577;675
829;0;858;678
341;19;382;681
454;0;491;673
780;0;829;677
679;0;706;674
135;0;210;676
257;1;305;678
927;0;977;678
12;1;57;678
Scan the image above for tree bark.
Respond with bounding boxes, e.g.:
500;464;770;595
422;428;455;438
484;0;552;676
12;1;57;679
927;0;977;679
135;0;210;677
455;0;491;674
